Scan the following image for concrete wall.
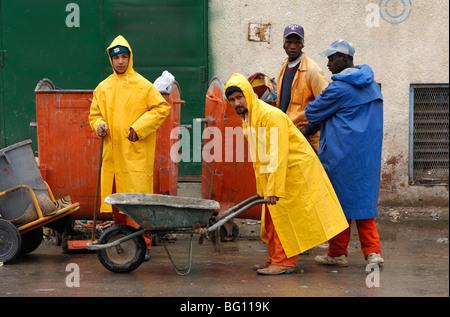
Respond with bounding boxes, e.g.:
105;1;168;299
208;0;449;206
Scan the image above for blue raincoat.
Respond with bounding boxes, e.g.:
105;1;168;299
305;65;383;219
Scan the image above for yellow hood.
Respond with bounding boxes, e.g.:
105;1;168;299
106;35;134;75
224;73;262;120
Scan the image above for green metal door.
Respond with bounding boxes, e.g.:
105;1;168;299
0;0;208;178
0;0;103;151
102;0;208;178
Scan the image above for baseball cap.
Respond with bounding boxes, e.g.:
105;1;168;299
109;45;130;57
321;40;355;57
283;24;304;39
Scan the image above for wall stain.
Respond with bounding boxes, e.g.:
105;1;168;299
380;154;404;192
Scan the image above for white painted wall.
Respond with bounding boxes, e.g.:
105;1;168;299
208;0;449;206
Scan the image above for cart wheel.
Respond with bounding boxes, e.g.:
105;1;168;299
220;222;239;242
97;225;146;273
19;226;43;256
0;219;22;263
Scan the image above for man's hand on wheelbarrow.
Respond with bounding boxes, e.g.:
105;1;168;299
267;196;279;205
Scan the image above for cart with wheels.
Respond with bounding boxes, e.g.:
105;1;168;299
0;140;80;263
87;193;266;275
0;185;80;263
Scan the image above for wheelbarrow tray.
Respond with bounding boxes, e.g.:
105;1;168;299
105;193;220;233
89;194;265;275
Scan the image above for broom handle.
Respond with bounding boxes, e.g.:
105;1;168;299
91;136;104;241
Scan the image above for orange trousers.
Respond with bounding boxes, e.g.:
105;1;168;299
264;206;298;267
328;218;381;259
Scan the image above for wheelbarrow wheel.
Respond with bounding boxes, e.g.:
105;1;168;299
97;225;147;273
0;219;22;263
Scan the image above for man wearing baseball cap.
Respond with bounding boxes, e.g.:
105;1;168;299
321;39;356;58
275;24;329;153
299;40;385;267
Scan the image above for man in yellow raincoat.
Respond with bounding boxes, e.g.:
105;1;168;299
89;35;171;249
224;73;348;275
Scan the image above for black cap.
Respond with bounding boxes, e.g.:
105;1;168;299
225;86;244;100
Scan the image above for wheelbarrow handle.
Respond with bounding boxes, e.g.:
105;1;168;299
86;228;146;250
206;198;267;233
215;195;263;221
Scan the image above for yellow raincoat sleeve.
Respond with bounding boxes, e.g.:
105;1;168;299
263;113;289;198
88;87;106;135
254;169;264;197
130;84;171;140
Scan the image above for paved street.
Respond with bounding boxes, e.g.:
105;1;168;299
1;212;448;300
0;183;448;311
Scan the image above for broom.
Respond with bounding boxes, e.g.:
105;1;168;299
91;136;104;241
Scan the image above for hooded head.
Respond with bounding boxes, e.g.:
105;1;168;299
109;45;130;58
332;64;376;88
224;73;259;118
107;35;134;75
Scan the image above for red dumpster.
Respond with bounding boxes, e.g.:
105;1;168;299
201;77;261;222
35;79;182;220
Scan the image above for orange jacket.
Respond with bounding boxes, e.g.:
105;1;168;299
276;53;329;151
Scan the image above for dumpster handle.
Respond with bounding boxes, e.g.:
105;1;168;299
194;116;215;124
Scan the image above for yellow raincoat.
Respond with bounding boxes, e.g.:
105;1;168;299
89;35;171;212
224;73;348;257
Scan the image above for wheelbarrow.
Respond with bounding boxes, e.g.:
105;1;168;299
0;184;80;263
87;193;266;275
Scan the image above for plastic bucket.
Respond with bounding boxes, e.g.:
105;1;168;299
0;140;50;221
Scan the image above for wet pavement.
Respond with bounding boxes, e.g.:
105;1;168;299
0;214;448;300
0;182;448;310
